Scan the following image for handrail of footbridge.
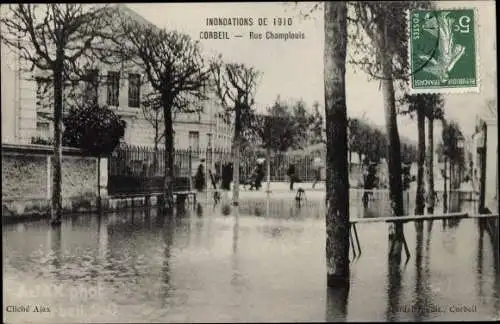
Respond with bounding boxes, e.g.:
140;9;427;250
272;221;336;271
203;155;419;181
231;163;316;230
348;212;499;260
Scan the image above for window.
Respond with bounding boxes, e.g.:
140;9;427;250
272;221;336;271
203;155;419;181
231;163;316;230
35;77;51;110
84;69;99;106
107;71;120;106
35;78;44;109
36;121;50;138
207;133;213;147
36;111;51;139
128;73;141;108
189;131;200;151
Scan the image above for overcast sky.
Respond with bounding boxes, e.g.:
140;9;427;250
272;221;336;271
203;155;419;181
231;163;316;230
128;2;495;139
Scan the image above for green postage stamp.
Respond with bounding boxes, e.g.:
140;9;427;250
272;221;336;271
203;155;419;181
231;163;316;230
409;9;479;93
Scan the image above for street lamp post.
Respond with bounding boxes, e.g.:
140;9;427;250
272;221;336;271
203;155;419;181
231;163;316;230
442;154;448;213
457;139;464;184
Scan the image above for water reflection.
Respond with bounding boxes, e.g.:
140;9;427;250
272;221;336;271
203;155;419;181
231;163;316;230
425;220;433;256
385;261;403;321
495;257;500;321
160;215;175;300
196;203;203;218
49;226;62;276
413;221;434;321
97;216;108;261
477;224;485;300
231;209;242;288
325;287;349;322
266;199;270;217
2;195;499;322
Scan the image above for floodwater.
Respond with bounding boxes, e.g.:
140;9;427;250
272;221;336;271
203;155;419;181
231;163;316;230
3;195;499;322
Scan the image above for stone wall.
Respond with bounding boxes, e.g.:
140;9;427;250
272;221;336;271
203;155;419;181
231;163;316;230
2;144;101;220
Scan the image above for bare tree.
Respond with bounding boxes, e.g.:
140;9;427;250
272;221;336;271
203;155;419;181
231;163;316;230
1;4;119;225
211;56;260;206
115;17;211;212
324;1;350;287
401;93;444;215
348;1;434;263
141;92;164;168
426;96;444;214
253;97;310;193
289;1;431;262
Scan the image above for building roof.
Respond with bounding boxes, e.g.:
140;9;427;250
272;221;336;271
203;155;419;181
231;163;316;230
112;4;159;30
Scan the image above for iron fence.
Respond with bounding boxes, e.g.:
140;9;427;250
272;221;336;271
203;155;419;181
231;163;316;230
110;146;477;196
108;146;341;185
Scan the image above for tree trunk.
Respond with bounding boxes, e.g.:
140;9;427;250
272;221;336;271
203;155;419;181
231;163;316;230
50;64;64;226
162;97;175;213
415;108;426;215
266;148;271;193
97;156;102;212
451;161;456;189
426;116;435;214
379;18;405;263
324;1;350;288
443;157;448;213
232;104;241;206
153;124;159;172
478;123;487;213
350;150;354;168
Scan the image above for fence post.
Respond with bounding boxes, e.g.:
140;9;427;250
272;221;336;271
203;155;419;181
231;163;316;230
188;146;193;191
305;156;309;182
206;143;213;196
47;155;52;200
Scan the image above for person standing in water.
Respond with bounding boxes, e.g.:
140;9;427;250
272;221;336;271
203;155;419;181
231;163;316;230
194;163;206;193
312;156;322;189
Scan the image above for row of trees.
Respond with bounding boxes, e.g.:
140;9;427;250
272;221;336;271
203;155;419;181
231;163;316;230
2;3;469;290
1;4;281;220
249;97;316;192
320;1;468;287
319;0;441;285
312;112;419;165
1;4;124;225
400;93;445;215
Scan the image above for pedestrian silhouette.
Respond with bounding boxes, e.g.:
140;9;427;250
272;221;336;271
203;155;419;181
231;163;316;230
194;163;206;192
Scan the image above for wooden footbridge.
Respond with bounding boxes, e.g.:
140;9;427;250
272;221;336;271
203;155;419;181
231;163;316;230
349;211;500;260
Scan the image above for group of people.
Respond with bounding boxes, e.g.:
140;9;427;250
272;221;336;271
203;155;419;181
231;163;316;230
217;160;265;191
194;156;324;193
192;161;233;192
194;160;264;193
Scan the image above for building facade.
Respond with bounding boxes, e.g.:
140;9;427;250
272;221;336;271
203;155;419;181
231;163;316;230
471;105;498;213
0;5;233;151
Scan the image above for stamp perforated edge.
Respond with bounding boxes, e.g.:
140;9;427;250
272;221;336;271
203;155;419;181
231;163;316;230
407;7;481;95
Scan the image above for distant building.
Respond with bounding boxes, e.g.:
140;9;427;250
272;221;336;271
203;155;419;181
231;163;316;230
472;104;498;212
0;5;232;151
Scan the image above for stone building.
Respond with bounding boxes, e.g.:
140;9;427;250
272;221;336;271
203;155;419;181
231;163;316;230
0;4;233;151
472;104;498;213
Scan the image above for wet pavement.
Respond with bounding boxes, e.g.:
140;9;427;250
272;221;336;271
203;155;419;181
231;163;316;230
3;196;499;322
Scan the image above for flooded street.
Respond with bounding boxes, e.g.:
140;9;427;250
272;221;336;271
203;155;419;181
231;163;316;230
3;198;499;322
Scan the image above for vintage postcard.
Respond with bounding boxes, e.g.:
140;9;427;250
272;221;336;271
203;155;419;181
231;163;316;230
1;1;498;323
